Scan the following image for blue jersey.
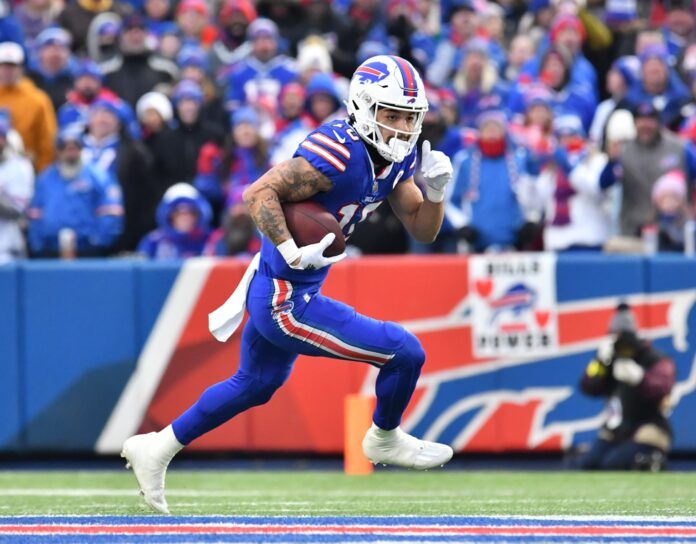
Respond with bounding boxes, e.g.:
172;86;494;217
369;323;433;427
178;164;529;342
259;119;418;284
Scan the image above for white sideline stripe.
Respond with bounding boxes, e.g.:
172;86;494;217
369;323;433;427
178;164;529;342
95;258;215;453
4;513;696;522
0;489;517;498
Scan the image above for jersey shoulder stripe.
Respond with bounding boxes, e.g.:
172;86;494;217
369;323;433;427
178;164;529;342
310;133;351;160
300;140;347;172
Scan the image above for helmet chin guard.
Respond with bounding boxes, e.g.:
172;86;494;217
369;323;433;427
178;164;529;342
347;55;428;163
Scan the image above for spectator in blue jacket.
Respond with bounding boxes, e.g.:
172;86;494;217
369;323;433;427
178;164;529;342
224;18;298;112
448;110;529;253
451;38;509;128
25;27;76;111
27;124;124;257
138;182;211;259
509;46;596;132
305;72;342;127
519;13;598;105
625;44;691;129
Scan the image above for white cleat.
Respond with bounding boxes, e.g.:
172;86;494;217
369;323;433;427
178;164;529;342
120;426;182;514
362;424;453;470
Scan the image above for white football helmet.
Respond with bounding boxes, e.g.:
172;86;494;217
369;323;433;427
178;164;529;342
347;55;428;163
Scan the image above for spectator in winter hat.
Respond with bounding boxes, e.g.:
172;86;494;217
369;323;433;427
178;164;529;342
296;37;333;86
138;182;211;259
169;79;224;184
26;27;75;111
136;91;180;206
157;26;183;61
209;0;256;82
57;59;138;141
305;72;342;127
0;41;56;173
625;44;690;128
532;112;614;252
504;34;535;83
137;91;172;132
27;123;124;258
102;13;178;108
177;45;226;132
143;0;177;40
600;101;695;238
85;12;121;64
519;13;598;106
270;81;312;166
508;83;554;154
224;17;297;111
195;105;269;218
651;169;691;252
517;0;555;51
448;109;530;253
82;98;155;252
14;0;61;50
426;0;478;87
452;38;509;128
176;0;216;48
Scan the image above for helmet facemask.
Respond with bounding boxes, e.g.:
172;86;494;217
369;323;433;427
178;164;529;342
351;92;427;163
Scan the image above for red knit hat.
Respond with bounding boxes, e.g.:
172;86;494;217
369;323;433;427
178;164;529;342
550;14;586;43
219;0;257;24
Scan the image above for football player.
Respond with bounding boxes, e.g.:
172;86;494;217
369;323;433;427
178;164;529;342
121;55;454;514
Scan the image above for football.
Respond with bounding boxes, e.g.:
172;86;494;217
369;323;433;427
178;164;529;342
282;201;346;257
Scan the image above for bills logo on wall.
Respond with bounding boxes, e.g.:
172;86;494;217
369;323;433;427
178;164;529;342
470;253;558;358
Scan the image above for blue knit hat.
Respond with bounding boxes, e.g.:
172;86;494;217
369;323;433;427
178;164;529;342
35;27;72;49
172;80;204;104
553;114;585;137
610;56;640;86
604;0;638;26
231;106;258;127
529;0;551;13
639;44;669;65
90;99;121;119
74;60;103;82
177;46;208;71
56;123;85;148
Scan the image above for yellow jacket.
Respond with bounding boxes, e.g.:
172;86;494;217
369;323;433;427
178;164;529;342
0;77;56;173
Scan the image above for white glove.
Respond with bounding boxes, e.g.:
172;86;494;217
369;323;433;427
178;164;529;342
277;233;346;271
421;140;453;203
596;337;615;365
612;357;645;385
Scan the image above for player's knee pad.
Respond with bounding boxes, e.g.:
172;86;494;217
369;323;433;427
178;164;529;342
389;328;425;373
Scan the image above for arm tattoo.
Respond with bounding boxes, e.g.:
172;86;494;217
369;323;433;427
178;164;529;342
243;157;333;246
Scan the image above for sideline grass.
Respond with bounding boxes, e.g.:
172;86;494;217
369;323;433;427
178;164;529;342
0;470;695;517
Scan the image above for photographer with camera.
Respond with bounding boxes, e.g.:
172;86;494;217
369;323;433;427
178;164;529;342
575;302;676;471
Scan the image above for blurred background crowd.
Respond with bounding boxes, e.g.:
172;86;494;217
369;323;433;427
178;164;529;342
0;0;695;262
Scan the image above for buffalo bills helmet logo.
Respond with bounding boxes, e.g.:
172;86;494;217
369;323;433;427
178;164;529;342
489;283;537;324
355;61;389;85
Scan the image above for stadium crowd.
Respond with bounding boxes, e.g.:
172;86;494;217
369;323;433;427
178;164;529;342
0;0;695;261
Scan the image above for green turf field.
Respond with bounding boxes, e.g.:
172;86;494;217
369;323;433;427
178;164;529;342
1;470;695;517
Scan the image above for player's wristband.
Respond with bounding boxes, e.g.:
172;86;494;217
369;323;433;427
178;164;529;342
425;185;445;203
277;238;301;266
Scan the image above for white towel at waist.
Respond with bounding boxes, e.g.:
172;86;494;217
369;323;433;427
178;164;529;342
208;253;261;342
